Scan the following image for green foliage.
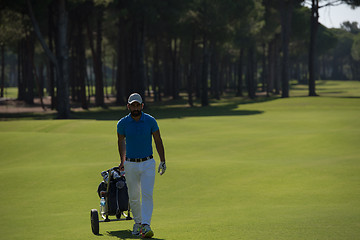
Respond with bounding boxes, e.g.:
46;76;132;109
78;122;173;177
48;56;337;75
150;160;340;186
291;5;310;40
341;0;360;6
331;28;355;59
0;8;27;45
232;0;265;48
341;21;360;34
316;25;338;55
351;34;360;60
261;0;281;41
289;5;310;58
1;0;360;112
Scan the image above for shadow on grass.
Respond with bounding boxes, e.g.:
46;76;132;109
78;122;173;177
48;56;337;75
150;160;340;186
337;96;360;99
0;96;275;120
71;106;265;121
107;230;165;240
72;99;267;120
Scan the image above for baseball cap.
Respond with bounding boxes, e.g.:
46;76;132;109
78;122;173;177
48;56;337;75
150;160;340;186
128;93;143;104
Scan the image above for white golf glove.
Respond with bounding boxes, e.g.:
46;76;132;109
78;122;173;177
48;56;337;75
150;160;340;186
158;162;166;175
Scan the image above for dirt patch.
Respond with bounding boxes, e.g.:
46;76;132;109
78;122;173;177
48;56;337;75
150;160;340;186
0;97;57;114
0;96;122;117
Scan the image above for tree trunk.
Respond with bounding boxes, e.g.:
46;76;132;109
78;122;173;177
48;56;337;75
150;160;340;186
274;34;281;95
267;40;275;96
111;54;116;96
75;9;87;109
56;0;70;118
187;32;196;107
24;33;35;104
171;38;179;99
201;34;209;106
70;45;76;101
115;13;127;105
95;6;104;106
218;60;224;95
236;48;244;97
153;37;161;102
130;13;146;99
246;45;256;99
210;40;220;100
32;64;45;110
48;2;56;110
27;0;69;118
86;4;104;107
38;64;45;100
17;42;25;100
104;45;109;99
163;37;172;97
1;44;4;98
280;0;294;98
308;0;319;96
261;43;267;92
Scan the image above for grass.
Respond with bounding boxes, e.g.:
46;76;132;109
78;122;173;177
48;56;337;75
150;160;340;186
2;87;18;99
0;80;359;239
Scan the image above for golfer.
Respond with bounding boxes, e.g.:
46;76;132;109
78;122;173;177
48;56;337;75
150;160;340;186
117;93;166;238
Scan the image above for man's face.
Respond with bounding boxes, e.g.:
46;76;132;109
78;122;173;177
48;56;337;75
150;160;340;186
128;102;143;117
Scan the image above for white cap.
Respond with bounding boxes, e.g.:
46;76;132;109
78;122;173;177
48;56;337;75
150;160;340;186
128;93;143;104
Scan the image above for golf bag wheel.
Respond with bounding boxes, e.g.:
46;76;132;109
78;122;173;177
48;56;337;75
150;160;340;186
90;209;99;235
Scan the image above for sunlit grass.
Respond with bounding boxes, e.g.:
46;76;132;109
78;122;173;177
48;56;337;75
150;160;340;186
0;80;359;239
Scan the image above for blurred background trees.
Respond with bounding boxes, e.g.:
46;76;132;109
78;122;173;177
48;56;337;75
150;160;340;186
0;0;359;118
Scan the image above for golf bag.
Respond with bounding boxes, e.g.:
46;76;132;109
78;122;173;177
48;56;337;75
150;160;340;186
97;167;129;215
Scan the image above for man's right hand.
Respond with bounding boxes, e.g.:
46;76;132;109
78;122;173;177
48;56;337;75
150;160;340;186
119;162;124;171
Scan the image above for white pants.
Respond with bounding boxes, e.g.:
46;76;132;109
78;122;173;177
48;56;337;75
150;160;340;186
124;158;155;226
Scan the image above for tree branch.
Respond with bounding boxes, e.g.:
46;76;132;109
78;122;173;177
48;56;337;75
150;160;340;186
26;0;58;67
319;0;342;9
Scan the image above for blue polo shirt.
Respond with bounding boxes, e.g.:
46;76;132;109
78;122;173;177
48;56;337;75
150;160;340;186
117;112;159;159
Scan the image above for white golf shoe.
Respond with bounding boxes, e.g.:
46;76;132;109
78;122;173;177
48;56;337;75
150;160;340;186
141;224;154;238
132;223;142;236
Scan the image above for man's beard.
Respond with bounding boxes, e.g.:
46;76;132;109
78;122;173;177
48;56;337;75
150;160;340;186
131;110;141;117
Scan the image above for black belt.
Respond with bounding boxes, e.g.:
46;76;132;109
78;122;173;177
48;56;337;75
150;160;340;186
126;155;153;163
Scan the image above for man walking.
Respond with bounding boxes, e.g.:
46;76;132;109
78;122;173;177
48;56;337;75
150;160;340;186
117;93;166;238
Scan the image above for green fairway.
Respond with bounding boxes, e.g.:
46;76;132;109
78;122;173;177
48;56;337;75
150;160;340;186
0;81;359;240
1;87;18;99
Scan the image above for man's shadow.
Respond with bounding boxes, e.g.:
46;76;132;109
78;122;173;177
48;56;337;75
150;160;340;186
107;230;165;240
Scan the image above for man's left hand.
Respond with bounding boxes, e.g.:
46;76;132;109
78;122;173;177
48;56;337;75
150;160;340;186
158;162;166;175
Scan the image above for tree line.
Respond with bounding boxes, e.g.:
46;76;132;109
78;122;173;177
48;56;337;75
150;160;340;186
0;0;359;118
